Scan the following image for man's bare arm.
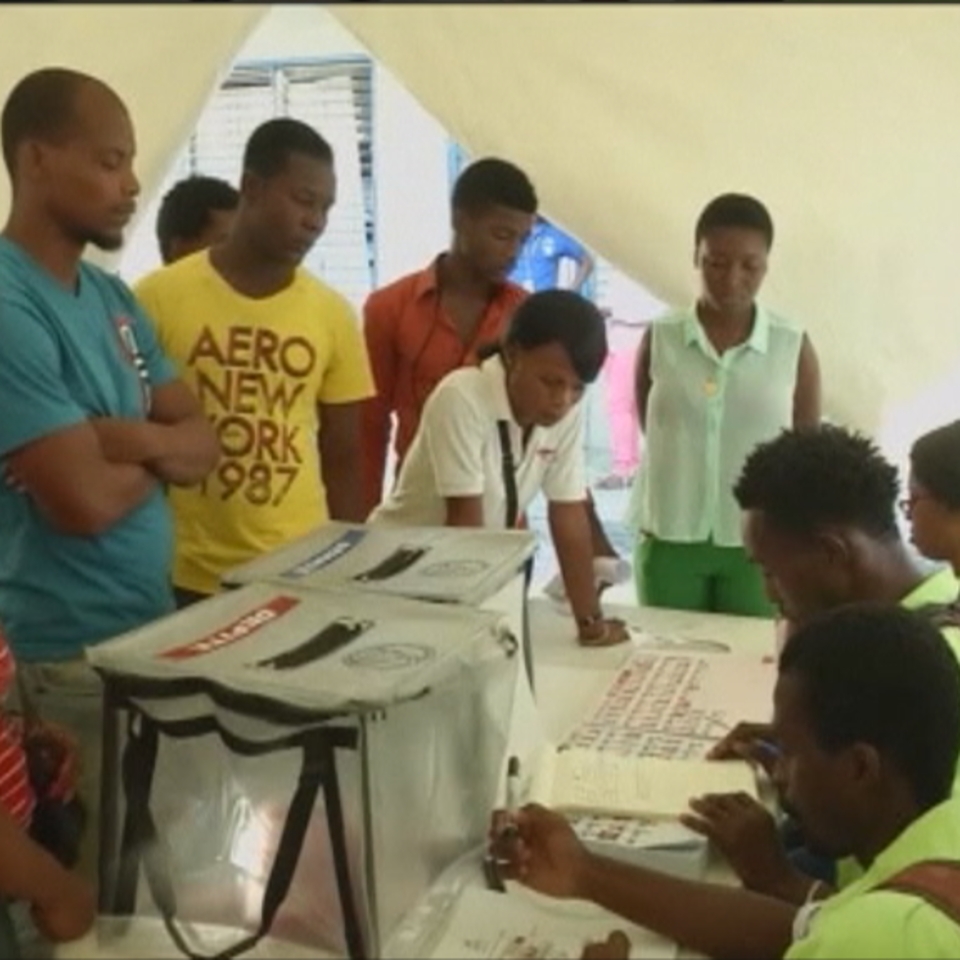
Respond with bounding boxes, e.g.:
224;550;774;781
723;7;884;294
5;423;157;536
90;380;220;486
319;401;366;521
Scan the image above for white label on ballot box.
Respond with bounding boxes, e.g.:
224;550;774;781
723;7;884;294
87;582;509;713
219;521;536;606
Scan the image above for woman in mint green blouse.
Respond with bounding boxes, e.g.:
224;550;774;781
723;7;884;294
629;194;821;617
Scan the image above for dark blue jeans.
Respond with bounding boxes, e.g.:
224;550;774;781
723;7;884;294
0;900;22;959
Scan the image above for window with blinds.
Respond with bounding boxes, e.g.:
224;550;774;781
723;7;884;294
121;57;375;310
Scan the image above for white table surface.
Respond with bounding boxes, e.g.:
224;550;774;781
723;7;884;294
527;596;776;745
54;918;330;959
514;599;777;959
385;598;778;959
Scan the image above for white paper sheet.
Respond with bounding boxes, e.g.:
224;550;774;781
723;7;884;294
426;886;676;960
564;649;776;760
530;748;758;820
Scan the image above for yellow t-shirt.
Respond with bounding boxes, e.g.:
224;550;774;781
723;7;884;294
135;252;374;594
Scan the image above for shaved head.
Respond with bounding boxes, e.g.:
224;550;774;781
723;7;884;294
2;67;122;179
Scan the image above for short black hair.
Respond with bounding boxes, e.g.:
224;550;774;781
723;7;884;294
493;289;607;384
1;67;107;178
452;157;538;216
910;420;960;510
155;175;239;262
781;603;960;810
242;118;333;179
734;424;900;539
695;193;774;250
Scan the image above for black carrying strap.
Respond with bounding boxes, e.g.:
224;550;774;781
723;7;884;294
496;419;536;690
497;420;519;529
876;858;960;925
120;714;365;960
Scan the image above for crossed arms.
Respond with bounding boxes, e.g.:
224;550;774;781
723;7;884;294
6;380;219;537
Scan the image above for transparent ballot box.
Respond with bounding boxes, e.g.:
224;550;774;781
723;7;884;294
88;583;520;959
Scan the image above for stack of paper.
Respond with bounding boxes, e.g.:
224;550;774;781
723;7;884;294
547;648;774;877
568;815;707;881
563;649;776;760
529;747;758;820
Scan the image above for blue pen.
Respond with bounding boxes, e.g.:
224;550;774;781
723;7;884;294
755;739;781;759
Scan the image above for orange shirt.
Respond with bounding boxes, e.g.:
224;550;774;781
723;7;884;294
361;258;527;512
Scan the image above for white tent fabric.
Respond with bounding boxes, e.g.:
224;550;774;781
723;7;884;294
3;4;960;433
332;4;960;433
0;4;266;239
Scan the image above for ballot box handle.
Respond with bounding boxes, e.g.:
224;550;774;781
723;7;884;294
118;716;367;959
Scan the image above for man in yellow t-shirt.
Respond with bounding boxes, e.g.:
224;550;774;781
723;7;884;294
136;118;373;603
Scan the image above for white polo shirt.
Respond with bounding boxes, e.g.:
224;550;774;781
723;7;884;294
369;354;587;528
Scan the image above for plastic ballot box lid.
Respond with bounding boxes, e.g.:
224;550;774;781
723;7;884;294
87;582;515;717
220;521;536;608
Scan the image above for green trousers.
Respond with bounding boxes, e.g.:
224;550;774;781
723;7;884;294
635;536;776;619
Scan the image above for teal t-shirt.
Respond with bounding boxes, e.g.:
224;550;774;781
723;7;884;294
0;238;176;661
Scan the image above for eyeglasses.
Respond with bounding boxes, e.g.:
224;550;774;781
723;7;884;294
899;493;930;517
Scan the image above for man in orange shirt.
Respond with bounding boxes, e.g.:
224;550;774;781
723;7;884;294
360;157;536;514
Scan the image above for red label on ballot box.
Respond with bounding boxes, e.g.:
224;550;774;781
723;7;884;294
161;595;301;661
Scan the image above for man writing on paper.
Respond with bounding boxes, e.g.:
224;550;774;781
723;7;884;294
492;603;960;958
690;424;960;904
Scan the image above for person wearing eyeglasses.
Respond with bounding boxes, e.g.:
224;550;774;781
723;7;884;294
673;426;960;914
904;420;960;578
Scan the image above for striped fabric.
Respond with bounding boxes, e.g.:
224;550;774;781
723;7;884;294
0;636;34;828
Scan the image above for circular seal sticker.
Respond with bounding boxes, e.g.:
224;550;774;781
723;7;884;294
344;643;437;671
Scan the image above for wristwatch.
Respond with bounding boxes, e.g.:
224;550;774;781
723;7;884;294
576;612;605;630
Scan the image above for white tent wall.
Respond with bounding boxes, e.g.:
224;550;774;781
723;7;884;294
0;5;266;242
2;4;960;446
237;4;453;291
332;4;960;445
